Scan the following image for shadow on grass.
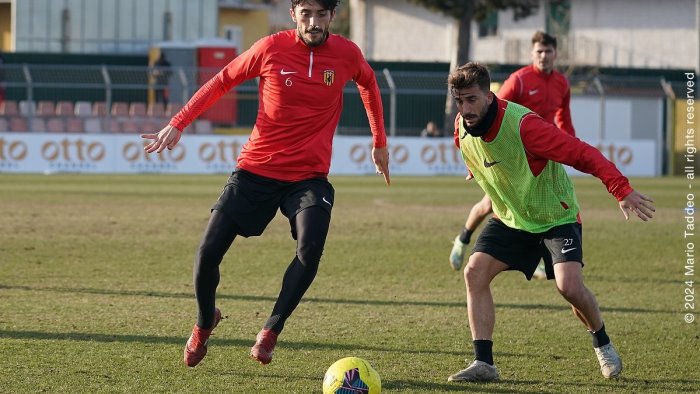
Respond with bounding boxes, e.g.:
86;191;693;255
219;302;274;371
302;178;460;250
383;378;553;394
0;283;673;314
590;376;700;391
220;371;596;394
1;329;518;357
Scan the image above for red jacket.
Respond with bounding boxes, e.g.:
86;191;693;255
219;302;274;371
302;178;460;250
171;30;386;181
498;65;576;136
454;97;632;201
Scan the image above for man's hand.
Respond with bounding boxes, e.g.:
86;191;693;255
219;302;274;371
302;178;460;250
619;190;655;221
372;146;391;186
141;124;183;154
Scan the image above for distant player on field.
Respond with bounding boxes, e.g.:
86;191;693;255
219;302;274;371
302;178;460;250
446;62;654;382
141;0;390;368
449;31;576;280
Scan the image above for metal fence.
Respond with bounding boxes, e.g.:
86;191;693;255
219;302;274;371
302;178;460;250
0;63;680;136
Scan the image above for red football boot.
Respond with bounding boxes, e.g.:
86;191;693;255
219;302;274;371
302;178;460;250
250;328;278;365
183;308;222;367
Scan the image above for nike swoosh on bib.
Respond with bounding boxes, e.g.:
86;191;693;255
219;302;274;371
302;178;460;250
483;158;501;168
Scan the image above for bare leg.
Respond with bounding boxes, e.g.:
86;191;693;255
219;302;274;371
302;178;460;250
463;252;509;339
465;194;493;232
553;262;603;331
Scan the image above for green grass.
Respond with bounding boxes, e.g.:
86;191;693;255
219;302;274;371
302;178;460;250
0;174;697;393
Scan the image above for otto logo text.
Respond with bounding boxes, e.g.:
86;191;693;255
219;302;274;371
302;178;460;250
42;139;106;162
0;138;29;161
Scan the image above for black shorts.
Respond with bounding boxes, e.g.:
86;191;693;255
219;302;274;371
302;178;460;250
471;218;584;280
212;169;335;238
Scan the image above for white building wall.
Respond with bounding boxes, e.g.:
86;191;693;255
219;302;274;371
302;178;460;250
350;0;456;62
14;0;219;54
352;0;697;69
568;0;696;68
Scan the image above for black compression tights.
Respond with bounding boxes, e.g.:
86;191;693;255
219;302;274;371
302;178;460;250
193;207;330;332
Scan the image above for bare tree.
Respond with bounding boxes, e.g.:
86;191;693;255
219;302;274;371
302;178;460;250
408;0;539;130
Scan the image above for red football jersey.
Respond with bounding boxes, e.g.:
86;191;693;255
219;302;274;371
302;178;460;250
171;30;386;181
497;65;576;136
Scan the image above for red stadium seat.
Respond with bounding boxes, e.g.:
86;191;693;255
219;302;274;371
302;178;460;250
147;102;166;118
111;102;129;117
92;102;108;117
65;117;85;133
0;100;19;116
165;102;183;117
56;101;75;116
120;120;140;134
129;102;147;118
46;117;66;133
37;101;56;116
9;117;28;132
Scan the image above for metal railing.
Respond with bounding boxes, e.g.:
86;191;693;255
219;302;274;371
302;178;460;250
0;63;678;136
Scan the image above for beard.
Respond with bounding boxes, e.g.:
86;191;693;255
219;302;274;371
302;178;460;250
298;27;328;47
463;99;496;137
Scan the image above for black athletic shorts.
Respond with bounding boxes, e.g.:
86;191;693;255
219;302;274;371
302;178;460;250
212;168;335;238
471;218;584;280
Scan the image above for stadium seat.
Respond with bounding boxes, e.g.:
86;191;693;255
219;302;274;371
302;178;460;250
30;118;47;132
165;102;183;117
111;102;129;117
139;121;161;134
106;119;121;133
9;117;29;132
46;118;66;133
147;102;166;118
120;120;140;133
83;118;103;133
0;100;19;116
19;100;36;116
56;101;75;116
74;101;92;117
129;102;147;118
0;118;9;131
37;101;56;116
92;101;108;117
194;119;213;134
65;117;85;133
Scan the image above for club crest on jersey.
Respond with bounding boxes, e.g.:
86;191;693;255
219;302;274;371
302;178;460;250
323;70;335;86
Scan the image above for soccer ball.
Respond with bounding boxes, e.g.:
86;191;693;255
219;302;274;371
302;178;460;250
322;357;381;394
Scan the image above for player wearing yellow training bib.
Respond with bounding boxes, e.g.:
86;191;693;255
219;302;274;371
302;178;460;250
445;62;655;383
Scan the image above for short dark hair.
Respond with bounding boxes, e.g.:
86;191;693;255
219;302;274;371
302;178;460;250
447;62;491;94
291;0;339;11
531;31;557;49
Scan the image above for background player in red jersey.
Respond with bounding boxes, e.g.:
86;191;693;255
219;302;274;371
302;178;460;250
450;31;576;279
141;0;390;368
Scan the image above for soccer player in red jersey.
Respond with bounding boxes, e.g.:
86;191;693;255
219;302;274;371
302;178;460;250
449;32;576;278
141;0;390;367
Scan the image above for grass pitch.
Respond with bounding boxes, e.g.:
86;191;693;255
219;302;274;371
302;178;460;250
0;174;697;393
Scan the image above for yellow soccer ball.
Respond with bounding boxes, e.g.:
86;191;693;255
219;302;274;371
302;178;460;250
322;357;381;394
